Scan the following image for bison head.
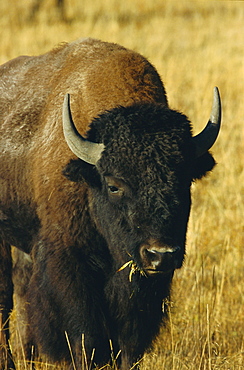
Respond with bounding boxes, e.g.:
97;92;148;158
62;89;221;280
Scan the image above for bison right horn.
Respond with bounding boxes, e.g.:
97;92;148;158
192;87;221;157
62;94;105;165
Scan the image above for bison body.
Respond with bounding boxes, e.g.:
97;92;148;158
0;38;220;369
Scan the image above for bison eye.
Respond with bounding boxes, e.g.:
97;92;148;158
105;176;127;199
108;185;119;194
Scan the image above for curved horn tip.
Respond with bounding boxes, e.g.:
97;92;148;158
192;87;222;157
62;93;105;165
64;93;70;102
63;94;73;124
211;86;222;125
63;93;70;111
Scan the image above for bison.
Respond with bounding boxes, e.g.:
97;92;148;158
0;38;221;369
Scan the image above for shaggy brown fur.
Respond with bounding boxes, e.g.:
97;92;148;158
0;38;217;369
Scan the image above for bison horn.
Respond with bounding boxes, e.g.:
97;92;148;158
192;87;221;157
63;94;104;165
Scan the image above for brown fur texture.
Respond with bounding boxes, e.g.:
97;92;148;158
0;38;216;369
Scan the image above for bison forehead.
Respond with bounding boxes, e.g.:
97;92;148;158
87;104;194;222
89;103;194;180
89;102;193;151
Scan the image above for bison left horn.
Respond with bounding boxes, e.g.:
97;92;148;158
63;94;105;165
192;87;221;157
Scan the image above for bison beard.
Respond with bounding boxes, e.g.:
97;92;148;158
0;38;221;370
27;242;173;368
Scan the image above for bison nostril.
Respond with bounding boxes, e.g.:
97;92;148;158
144;249;162;269
145;249;157;256
145;249;166;268
142;245;181;272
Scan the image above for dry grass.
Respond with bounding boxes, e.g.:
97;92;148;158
1;0;243;369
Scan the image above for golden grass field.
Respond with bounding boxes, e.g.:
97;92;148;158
0;0;243;369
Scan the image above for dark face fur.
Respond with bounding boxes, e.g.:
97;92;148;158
64;103;215;279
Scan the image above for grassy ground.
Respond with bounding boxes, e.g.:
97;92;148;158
1;0;243;369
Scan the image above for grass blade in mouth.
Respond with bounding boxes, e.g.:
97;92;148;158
117;260;147;282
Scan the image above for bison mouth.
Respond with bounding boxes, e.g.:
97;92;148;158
144;268;175;277
117;259;175;282
144;267;174;276
117;240;181;281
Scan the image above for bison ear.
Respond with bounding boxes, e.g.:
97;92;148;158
63;159;102;187
191;151;216;180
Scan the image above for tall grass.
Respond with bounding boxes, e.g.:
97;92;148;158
1;0;243;369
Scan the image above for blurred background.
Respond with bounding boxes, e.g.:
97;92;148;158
1;1;243;369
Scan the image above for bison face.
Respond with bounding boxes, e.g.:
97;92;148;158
89;163;191;277
63;100;218;279
88;171;191;278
